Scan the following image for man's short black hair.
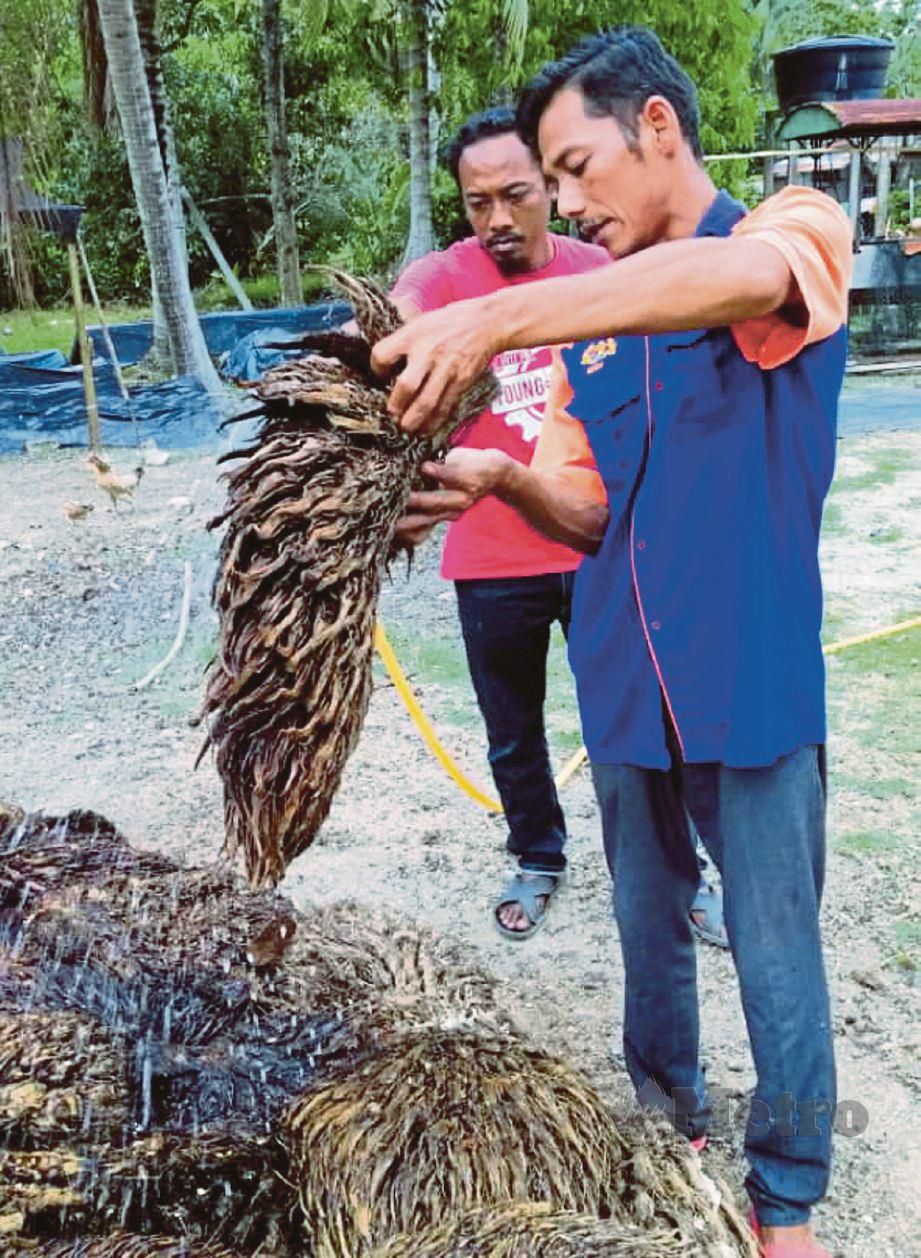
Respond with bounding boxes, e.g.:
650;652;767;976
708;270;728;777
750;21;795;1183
445;106;529;185
517;27;702;160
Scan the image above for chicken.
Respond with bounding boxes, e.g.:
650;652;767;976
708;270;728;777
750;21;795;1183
85;453;145;509
62;500;95;522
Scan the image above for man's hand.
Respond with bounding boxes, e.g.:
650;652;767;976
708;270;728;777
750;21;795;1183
371;298;500;435
393;449;514;547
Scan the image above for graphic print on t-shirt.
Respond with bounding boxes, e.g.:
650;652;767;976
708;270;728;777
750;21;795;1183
491;348;553;444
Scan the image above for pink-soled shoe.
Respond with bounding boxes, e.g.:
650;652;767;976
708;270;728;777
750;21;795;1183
748;1207;832;1257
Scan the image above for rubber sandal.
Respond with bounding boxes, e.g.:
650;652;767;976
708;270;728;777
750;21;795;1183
749;1207;832;1257
690;880;730;949
493;871;563;942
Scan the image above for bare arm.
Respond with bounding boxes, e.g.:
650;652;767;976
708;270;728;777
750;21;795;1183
396;449;608;555
373;236;793;433
494;457;608;554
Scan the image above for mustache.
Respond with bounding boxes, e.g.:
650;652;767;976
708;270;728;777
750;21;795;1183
577;219;608;241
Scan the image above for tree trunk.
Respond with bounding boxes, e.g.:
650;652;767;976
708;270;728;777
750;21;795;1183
96;0;220;392
261;0;301;308
400;0;434;264
136;0;185;369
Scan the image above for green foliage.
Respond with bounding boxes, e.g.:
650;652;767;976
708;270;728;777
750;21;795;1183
886;16;921;97
439;1;758;159
4;0;777;304
887;188;912;234
0;302;150;353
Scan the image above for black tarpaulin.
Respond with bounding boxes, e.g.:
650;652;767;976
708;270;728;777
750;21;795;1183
0;350;225;453
74;300;353;368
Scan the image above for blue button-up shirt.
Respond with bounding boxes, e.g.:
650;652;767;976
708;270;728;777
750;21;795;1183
559;190;849;768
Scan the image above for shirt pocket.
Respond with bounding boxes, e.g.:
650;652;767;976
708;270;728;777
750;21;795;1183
660;328;746;430
574;386;642;428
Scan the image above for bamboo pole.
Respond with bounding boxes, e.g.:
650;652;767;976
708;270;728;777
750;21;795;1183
67;240;101;452
182;188;253;311
77;235;141;447
77;236;129;401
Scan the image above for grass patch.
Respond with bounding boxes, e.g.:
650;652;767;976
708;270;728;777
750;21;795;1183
821;501;844;535
383;630;471;692
0;304;150;356
892;920;921;950
0;269;335;357
831;625;921;677
195;271;334;313
546;627;582;753
835;775;916;801
835;828;903;856
831;447;912;494
821;606;853;648
867;526;903;545
885;921;921;973
377;620;583;768
827;626;921;758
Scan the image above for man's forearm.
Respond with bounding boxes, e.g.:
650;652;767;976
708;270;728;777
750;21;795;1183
497;461;608;555
482;237;791;352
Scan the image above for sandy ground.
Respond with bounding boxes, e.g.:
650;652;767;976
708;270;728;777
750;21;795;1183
0;423;918;1257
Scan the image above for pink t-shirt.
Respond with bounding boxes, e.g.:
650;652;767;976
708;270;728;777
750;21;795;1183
391;232;611;580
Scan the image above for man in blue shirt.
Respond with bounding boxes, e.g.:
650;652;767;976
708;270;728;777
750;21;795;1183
373;27;851;1257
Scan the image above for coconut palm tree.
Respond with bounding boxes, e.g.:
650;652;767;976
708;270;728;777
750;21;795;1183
92;0;221;391
302;0;529;262
261;0;301;306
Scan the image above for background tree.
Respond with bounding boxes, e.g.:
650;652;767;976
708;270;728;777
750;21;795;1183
0;0;72;305
261;0;301;304
400;0;435;261
94;0;220;389
16;0;918;313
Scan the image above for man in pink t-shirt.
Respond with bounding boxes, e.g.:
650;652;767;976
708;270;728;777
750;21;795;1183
390;108;609;939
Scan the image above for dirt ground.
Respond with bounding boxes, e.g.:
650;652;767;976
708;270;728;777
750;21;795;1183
0;421;918;1258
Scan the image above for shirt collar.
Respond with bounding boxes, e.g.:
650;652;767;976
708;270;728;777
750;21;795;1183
694;189;747;240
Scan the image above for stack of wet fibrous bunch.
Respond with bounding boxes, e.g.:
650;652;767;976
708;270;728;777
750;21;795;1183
0;803;757;1256
200;273;497;888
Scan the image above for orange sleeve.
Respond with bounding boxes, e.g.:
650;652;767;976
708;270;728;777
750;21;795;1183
531;349;607;505
730;186;853;369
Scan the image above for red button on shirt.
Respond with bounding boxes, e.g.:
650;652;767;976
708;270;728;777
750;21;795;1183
654;381;664;392
637;540;646;551
651;620;661;630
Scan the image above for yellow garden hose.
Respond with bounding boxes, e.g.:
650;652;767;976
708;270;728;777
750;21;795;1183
374;613;920;816
820;614;921;656
374;621;503;811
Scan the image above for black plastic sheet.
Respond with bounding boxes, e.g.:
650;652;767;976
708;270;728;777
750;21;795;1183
73;300;352;367
223;327;317;382
0;350;224;453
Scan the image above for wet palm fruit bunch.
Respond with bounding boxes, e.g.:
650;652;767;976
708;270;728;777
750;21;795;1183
201;272;496;886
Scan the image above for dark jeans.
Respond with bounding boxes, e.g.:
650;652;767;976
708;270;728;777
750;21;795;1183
455;573;574;875
592;746;834;1227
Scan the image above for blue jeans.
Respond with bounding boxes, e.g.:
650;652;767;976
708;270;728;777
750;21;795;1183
592;746;834;1227
455;573;574;875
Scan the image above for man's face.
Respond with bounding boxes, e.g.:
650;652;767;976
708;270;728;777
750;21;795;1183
538;87;673;258
458;132;551;275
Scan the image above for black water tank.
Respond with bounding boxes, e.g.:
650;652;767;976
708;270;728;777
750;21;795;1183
773;36;894;112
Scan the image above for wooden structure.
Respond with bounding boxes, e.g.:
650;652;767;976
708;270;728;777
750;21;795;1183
778;99;921;244
0;138;100;449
